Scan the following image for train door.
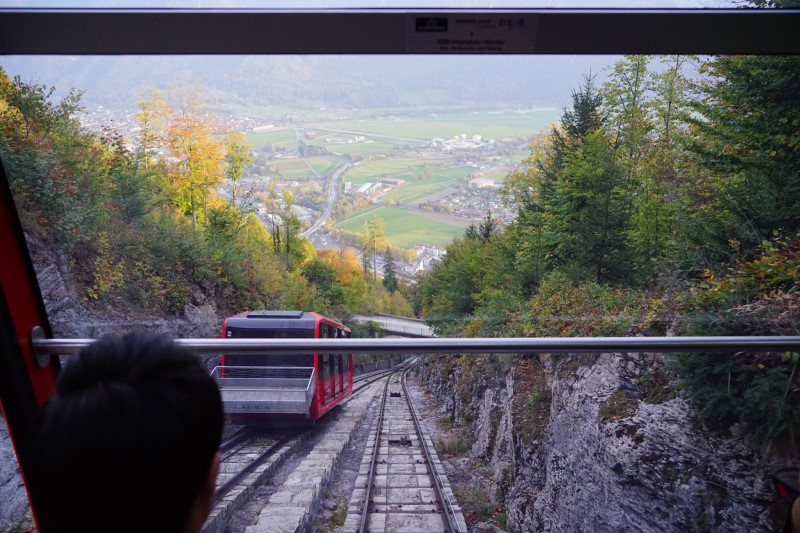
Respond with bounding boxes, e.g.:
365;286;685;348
318;323;332;403
337;353;344;395
328;352;336;399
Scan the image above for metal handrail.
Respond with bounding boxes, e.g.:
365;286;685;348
33;336;800;358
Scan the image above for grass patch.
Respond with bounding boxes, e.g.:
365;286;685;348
334;206;467;248
434;427;474;456
598;389;639;424
270;157;339;179
431;166;476;179
330;495;349;529
344;159;432;182
308;138;397;157
511;358;551;444
382;176;456;204
454;485;496;524
332;109;559;140
245;128;298;148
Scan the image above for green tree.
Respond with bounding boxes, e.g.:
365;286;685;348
363;215;387;281
478;211;498;242
552;129;631;283
382;247;399;294
224;129;252;209
505;74;631;285
687;55;800;260
421;236;484;334
134;88;167;173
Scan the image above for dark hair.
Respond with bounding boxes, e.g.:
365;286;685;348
27;331;223;533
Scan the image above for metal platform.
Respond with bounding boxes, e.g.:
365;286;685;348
210;366;316;416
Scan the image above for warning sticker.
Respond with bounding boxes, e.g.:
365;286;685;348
407;14;537;54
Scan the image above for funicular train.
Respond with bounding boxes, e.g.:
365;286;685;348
212;310;352;423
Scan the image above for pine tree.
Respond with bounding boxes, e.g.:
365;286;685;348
382;248;399;294
687;55;800;258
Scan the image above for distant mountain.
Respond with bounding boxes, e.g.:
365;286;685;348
1;55;618;111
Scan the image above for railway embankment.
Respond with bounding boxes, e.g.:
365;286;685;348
417;351;788;533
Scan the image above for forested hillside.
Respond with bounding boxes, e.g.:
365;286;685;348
0;69;411;327
418;54;800;441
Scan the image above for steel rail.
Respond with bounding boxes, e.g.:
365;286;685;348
214;432;296;502
219;426;257;460
359;373;392;533
401;366;463;533
32;336;800;358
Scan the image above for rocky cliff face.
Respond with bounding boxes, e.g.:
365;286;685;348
420;350;786;533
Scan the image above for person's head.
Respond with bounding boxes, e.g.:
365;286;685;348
27;331;223;533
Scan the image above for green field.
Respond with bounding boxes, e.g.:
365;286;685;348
431;166;476;180
246;129;298;149
322;108;560;141
305;156;343;176
235;103;345;122
334;206;467;248
271;156;340;179
382;175;457;205
344;159;433;184
306;138;398;157
480;168;513;182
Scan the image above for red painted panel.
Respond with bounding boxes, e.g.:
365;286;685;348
0;173;57;407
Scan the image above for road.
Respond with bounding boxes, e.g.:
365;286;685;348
301;159;350;238
352;314;435;338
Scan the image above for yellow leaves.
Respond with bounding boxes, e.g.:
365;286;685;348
85;232;125;302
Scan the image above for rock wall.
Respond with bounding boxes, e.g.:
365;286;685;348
419;351;787;533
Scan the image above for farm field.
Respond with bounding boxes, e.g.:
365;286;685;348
343;159;435;184
478;168;513;182
382;175;457;205
271;156;341;179
431;166;477;180
236;103;344;122
333;206;468;248
322;108;560;141
246;128;298;149
306;138;397;157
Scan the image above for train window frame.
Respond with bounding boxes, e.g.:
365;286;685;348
1;5;799;532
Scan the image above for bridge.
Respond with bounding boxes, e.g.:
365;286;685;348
351;314;435;338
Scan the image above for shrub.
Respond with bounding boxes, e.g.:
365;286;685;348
676;235;800;442
454;485;496;523
434;427;474;456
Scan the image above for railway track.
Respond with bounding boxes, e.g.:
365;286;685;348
204;360;415;533
343;369;468;533
204;426;307;533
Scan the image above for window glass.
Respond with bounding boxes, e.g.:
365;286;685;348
0;1;727;8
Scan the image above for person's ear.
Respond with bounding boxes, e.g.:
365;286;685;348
206;451;220;496
182;452;221;533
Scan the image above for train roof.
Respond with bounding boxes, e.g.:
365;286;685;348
225;311;349;331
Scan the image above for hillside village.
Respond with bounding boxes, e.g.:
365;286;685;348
79;103;525;282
